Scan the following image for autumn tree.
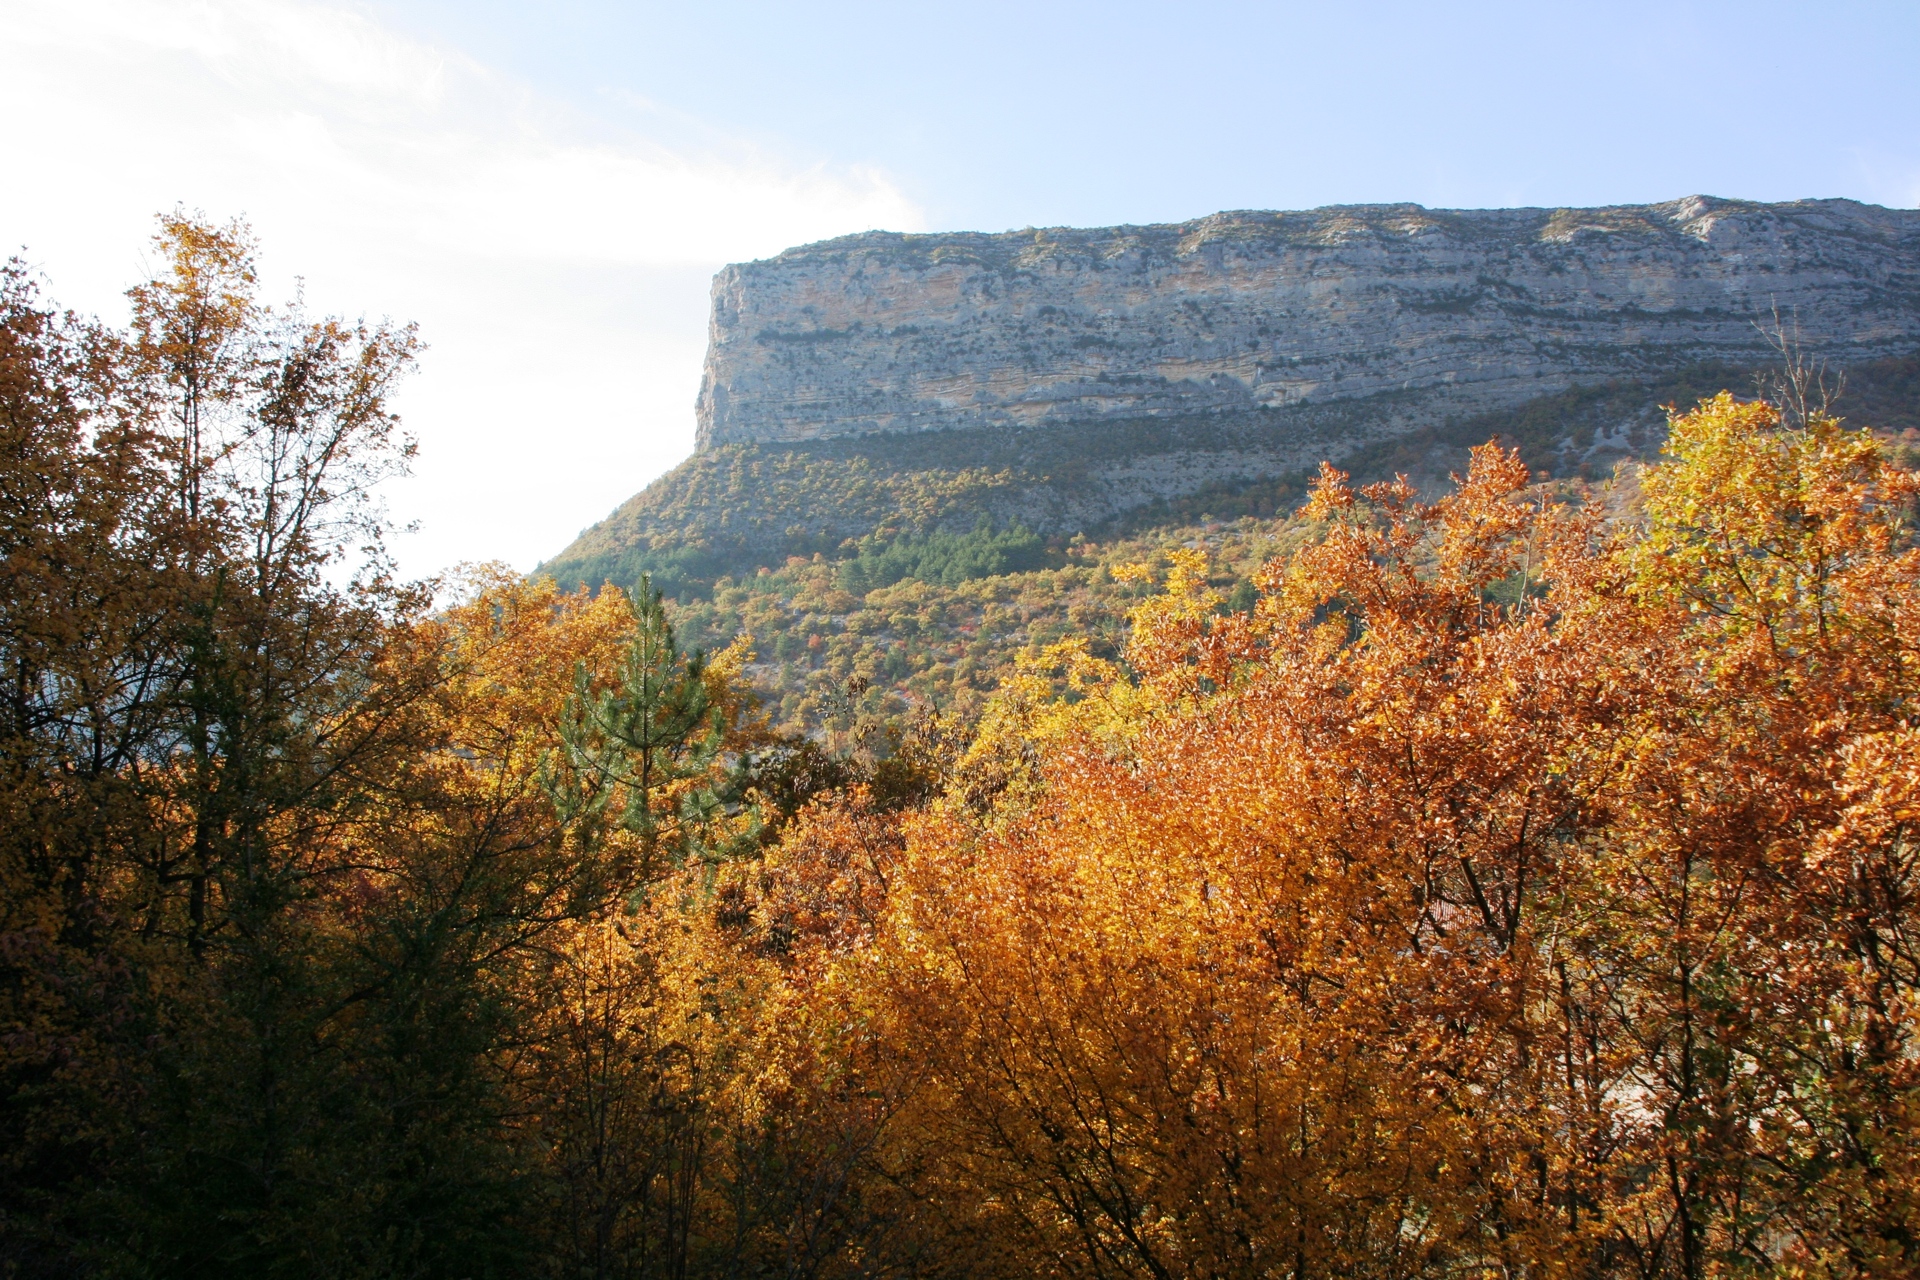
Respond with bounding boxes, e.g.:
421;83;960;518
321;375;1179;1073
9;209;1919;1280
863;393;1920;1280
0;216;534;1277
1560;394;1920;1278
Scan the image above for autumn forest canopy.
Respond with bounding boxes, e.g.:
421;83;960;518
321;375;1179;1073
4;216;1920;1279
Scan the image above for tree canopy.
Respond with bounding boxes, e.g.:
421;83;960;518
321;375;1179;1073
3;217;1918;1280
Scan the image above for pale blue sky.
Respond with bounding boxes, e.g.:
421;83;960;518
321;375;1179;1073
4;1;1916;577
373;0;1920;230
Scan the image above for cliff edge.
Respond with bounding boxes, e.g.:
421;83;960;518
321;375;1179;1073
695;197;1920;450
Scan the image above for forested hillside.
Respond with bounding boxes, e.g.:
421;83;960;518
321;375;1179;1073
6;218;1920;1280
550;357;1920;739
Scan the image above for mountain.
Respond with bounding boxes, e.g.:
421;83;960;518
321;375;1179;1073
693;196;1919;449
547;197;1920;595
539;197;1920;734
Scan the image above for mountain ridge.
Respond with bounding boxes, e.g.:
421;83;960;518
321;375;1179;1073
695;195;1920;449
545;197;1920;605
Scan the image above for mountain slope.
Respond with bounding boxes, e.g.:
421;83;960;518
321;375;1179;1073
539;197;1920;736
545;358;1914;598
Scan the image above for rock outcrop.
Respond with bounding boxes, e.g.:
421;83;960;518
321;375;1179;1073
543;197;1920;597
695;197;1920;451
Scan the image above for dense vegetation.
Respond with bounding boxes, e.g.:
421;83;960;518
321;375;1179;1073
667;519;1305;738
6;217;1920;1280
546;351;1920;741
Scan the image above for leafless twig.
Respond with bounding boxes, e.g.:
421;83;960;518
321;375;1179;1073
1754;304;1844;429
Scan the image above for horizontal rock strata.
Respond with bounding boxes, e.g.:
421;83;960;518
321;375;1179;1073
695;197;1920;450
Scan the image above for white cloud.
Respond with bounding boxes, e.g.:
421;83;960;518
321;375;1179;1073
0;0;924;576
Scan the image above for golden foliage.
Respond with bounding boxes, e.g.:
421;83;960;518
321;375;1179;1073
854;408;1920;1279
9;208;1919;1279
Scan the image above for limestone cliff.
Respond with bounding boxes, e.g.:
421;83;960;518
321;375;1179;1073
543;197;1920;598
695;197;1920;451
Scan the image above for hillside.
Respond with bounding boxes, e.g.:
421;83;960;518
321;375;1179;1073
545;363;1741;597
552;198;1920;594
542;197;1920;735
541;357;1920;737
557;369;1916;737
665;512;1293;739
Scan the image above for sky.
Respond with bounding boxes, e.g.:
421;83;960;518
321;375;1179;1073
3;0;1917;579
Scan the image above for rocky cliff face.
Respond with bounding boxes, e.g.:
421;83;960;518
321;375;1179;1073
695;197;1920;450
